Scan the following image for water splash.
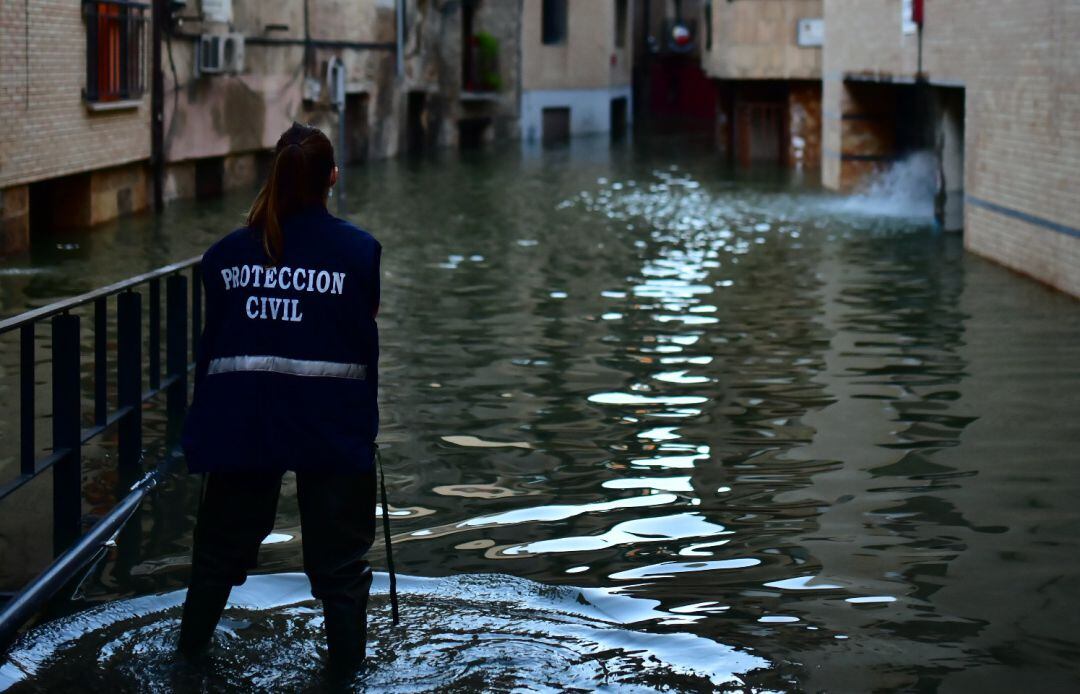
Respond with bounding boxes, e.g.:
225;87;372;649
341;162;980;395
0;573;771;692
830;151;938;220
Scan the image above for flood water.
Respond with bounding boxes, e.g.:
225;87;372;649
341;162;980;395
2;135;1080;692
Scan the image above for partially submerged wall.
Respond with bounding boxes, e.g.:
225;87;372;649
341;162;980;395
822;0;1079;297
0;0;151;247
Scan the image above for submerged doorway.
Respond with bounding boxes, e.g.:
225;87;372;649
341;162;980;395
345;93;370;165
407;91;427;154
610;97;628;140
459;118;490;150
542;107;570;146
735;102;784;166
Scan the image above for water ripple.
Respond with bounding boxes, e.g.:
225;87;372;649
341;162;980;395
1;573;771;693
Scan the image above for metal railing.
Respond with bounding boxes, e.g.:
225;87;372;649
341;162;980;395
0;256;202;650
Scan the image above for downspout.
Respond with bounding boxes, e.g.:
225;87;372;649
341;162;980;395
917;23;923;77
517;0;523;133
303;0;313;74
915;0;925;78
396;0;405;79
151;0;164;212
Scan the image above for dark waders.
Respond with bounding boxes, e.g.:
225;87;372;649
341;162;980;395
178;469;376;673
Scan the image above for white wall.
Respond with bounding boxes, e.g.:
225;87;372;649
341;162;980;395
520;86;633;142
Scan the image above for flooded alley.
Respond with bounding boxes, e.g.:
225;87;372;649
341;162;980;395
1;134;1079;691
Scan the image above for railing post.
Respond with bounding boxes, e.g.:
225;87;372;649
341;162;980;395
166;273;188;424
149;277;161;391
117;290;142;476
191;264;202;358
93;297;107;427
51;313;81;556
20;325;35;477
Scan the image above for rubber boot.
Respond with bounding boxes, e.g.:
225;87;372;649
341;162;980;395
177;585;231;658
323;598;368;676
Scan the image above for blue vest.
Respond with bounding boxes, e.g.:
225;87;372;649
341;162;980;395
182;205;381;474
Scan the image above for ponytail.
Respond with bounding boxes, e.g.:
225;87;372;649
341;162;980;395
247;123;336;264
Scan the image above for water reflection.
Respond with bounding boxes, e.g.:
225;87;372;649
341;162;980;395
2;135;1080;690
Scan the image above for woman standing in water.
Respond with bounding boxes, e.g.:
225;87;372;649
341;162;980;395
177;122;382;675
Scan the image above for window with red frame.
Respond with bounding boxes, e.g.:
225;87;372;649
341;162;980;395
83;1;149;103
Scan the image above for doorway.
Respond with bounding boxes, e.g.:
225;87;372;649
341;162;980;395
459;118;490;150
407;91;427;154
194;156;224;199
542;107;571;146
345;93;370;164
610;97;628;140
735;102;784;166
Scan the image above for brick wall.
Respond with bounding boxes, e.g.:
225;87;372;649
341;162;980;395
822;0;1080;296
702;0;823;80
0;1;151;189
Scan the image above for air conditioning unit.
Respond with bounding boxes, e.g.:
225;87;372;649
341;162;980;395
197;33;244;76
223;33;245;73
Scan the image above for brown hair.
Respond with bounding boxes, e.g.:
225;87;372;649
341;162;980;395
247;122;336;264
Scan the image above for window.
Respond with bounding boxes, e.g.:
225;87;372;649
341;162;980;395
704;0;713;51
83;1;149;103
615;0;628;48
541;0;568;45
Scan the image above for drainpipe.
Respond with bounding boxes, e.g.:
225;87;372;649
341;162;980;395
337;99;346;216
914;0;925;77
396;0;405;79
517;0;523;127
151;0;164;212
303;0;313;74
328;58;346;215
917;24;924;77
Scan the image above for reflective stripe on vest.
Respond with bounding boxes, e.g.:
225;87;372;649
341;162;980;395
207;355;367;380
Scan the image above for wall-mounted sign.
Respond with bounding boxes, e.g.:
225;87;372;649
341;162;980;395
669;23;693;52
902;0;918;34
797;18;824;47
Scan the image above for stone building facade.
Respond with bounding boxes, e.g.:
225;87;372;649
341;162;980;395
700;0;824;171
0;0;153;254
822;0;1079;297
162;0;521;201
699;0;1077;297
520;0;634;143
0;0;522;253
